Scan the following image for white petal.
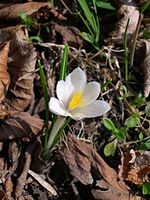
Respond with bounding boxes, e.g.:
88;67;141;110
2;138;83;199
71;100;110;120
82;82;100;106
56;80;69;106
69;112;85;120
66;67;87;92
49;97;68;116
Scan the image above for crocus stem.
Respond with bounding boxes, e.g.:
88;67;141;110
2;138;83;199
46;116;66;150
42;116;72;160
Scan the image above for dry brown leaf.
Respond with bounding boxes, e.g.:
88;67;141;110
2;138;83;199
0;26;43;138
62;133;129;200
0;25;26;45
0;41;10;102
0;112;43;141
107;1;139;46
51;24;83;47
0;2;51;21
0;104;9;119
118;149;150;185
5;29;37;111
135;39;150;97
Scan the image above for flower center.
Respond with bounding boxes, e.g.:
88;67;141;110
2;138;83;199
69;92;83;110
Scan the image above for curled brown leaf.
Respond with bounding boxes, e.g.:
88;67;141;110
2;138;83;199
0;112;43;141
6;29;37;111
51;23;83;47
0;41;10;102
61;133;129;200
0;26;43;139
0;2;51;21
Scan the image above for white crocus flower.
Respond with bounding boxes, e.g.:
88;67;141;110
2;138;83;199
49;67;110;120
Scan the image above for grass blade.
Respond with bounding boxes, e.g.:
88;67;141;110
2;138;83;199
77;10;94;37
77;0;96;32
140;0;150;13
123;18;130;81
95;15;100;43
38;60;49;148
59;44;69;80
92;0;97;14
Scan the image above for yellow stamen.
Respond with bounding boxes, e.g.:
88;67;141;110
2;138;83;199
69;92;83;110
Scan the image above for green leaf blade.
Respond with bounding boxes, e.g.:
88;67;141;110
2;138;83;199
77;0;96;32
140;0;150;13
38;60;49;148
141;182;150;195
59;44;69;81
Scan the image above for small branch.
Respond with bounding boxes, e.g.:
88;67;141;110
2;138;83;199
118;136;150;147
15;141;37;198
28;169;57;196
129;13;143;68
15;152;32;198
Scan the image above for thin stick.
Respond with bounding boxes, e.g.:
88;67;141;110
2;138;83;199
124;18;130;81
15;141;37;198
118;136;150;147
28;170;57;196
129;13;143;68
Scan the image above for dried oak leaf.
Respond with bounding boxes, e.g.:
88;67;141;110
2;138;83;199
5;29;37;111
118;149;150;185
0;25;24;45
0;26;43;139
0;112;43;141
0;41;10;102
51;23;83;48
106;1;139;46
0;2;51;21
62;133;129;200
